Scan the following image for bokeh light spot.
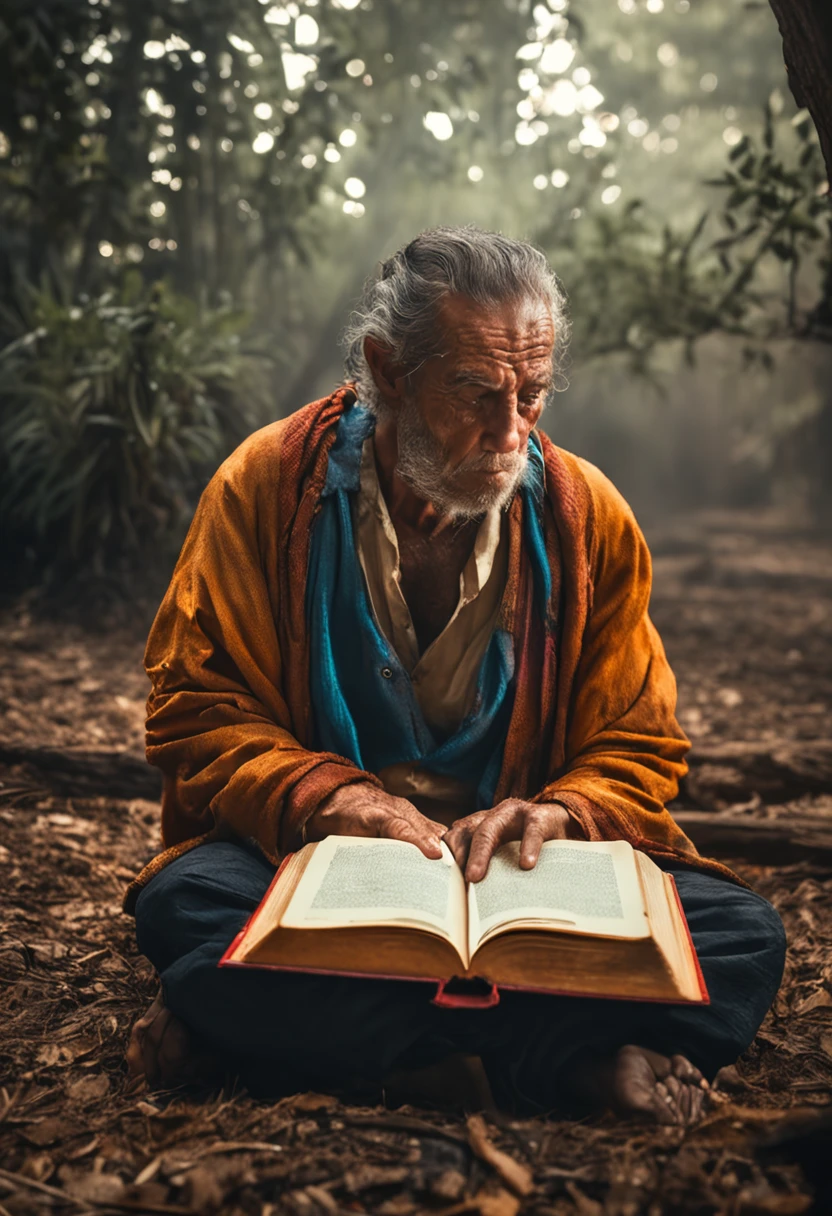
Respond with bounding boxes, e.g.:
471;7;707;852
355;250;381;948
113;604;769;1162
539;39;575;76
424;111;453;141
295;15;319;46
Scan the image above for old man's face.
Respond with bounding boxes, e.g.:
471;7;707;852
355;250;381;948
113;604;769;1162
372;293;555;520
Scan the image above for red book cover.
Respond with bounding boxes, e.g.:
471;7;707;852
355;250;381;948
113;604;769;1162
218;856;709;1009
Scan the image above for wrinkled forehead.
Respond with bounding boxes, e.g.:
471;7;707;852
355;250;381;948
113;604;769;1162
434;292;556;373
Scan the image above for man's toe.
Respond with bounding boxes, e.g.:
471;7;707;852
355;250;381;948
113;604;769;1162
689;1085;706;1122
650;1080;680;1126
638;1046;674;1080
670;1053;707;1089
665;1065;708;1125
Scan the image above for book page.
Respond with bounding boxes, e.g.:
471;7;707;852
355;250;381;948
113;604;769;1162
469;839;650;955
635;854;702;1001
280;836;468;961
233;849;311;959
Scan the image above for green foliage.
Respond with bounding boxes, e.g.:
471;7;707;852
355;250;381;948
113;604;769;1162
705;105;832;342
0;276;270;569
0;0;829;562
554;204;726;369
546;103;832;370
0;0;531;303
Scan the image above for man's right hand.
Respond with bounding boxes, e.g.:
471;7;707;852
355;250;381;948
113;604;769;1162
304;782;446;860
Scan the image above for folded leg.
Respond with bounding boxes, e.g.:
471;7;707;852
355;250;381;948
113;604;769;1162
134;841;471;1094
479;869;787;1114
134;848;785;1115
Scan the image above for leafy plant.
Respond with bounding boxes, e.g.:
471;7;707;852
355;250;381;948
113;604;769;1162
0;274;272;570
0;0;533;305
554;202;728;370
539;107;832;517
705;105;832;345
546;103;831;370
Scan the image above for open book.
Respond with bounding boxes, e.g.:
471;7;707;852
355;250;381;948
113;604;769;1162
220;837;707;1006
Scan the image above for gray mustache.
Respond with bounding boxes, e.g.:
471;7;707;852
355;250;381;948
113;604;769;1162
456;453;524;474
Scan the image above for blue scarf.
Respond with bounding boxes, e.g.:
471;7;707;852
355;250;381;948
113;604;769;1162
305;402;549;810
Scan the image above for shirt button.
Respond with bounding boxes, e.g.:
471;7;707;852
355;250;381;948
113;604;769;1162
381;666;393;679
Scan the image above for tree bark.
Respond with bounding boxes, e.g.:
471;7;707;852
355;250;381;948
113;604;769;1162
0;744;161;801
682;738;832;807
674;811;832;867
768;0;832;183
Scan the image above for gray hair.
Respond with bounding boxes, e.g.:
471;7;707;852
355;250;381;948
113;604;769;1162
341;225;569;412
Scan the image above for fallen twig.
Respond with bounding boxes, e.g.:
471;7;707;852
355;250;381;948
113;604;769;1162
0;1165;85;1205
338;1112;469;1143
466;1115;534;1197
0;1086;21;1123
0;1167;194;1215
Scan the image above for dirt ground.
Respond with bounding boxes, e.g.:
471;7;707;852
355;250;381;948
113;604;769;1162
1;508;831;1216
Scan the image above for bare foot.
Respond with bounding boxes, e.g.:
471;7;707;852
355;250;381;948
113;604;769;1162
565;1044;710;1125
126;991;218;1090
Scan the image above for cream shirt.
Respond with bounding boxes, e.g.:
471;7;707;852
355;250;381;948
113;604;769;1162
355;437;509;824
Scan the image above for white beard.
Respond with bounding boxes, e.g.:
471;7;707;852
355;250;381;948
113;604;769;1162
394;397;528;522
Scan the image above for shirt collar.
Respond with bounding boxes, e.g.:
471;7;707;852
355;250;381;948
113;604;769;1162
359;434;503;602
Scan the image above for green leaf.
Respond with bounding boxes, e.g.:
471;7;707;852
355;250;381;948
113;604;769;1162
770;240;795;261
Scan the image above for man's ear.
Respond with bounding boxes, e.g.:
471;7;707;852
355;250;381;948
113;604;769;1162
363;336;407;408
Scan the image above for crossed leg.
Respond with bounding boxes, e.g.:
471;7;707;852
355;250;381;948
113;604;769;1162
130;843;786;1123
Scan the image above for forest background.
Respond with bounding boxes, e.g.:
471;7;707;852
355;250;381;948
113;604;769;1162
1;0;830;590
2;6;832;1211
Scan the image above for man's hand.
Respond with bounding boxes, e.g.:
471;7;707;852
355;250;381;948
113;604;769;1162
443;799;584;882
304;782;447;860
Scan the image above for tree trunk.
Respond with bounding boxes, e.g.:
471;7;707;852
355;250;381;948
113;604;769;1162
768;0;832;183
673;811;832;867
0;744;161;801
682;738;832;807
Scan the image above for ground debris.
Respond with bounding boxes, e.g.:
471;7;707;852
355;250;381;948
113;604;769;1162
2;512;831;1214
467;1114;535;1196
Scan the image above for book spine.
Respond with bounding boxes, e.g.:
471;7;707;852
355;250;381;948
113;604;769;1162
432;979;500;1009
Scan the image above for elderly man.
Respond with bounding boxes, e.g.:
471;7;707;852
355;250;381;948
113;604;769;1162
126;227;785;1123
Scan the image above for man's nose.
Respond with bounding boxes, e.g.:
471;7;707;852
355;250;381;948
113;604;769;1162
482;396;522;453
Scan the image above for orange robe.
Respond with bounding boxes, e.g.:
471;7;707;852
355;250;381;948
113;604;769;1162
124;388;738;912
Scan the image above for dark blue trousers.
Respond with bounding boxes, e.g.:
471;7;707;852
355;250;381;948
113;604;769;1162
134;841;786;1112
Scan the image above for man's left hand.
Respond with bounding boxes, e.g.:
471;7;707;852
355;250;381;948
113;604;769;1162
443;800;585;882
